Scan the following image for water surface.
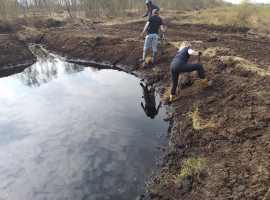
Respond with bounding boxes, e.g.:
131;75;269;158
0;47;168;200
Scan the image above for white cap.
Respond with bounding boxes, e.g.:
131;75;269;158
146;0;151;3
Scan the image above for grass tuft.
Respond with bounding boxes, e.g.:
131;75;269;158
178;156;208;181
153;66;159;74
187;102;214;130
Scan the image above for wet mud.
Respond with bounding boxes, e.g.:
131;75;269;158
2;19;270;199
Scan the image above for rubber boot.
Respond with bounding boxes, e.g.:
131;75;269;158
201;79;212;88
170;95;175;102
152;51;157;63
140;50;147;62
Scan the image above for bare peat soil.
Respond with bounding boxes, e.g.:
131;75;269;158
0;34;36;69
3;18;270;199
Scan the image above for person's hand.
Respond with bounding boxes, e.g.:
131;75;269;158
143;14;148;18
141;32;144;39
198;51;202;56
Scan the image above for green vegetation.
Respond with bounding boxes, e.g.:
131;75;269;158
178;156;208;181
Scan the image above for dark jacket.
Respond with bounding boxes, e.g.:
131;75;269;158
143;4;160;18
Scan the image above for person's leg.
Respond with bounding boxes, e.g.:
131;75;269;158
177;63;212;88
176;63;205;79
143;35;151;50
140;35;151;62
152;34;158;52
170;63;180;98
152;34;158;63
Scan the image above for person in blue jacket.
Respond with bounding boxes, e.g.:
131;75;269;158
169;41;212;103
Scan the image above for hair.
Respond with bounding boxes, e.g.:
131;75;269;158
152;9;158;15
179;41;192;51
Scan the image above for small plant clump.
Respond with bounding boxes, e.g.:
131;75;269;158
153;66;159;74
187;102;214;130
178;156;208;181
145;55;152;64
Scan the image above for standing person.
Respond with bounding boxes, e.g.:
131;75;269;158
169;41;212;103
140;9;164;64
143;0;160;18
140;83;162;119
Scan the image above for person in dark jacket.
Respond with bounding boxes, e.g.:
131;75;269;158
140;9;164;64
140;83;162;119
169;41;212;103
143;0;160;18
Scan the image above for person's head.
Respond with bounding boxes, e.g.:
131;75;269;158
152;9;158;15
179;41;192;51
146;0;152;3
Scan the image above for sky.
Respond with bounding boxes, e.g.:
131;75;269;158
224;0;270;4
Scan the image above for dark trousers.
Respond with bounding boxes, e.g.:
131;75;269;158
170;62;205;95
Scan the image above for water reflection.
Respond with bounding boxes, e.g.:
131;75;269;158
140;82;162;119
0;46;168;200
12;46;121;87
14;46;58;87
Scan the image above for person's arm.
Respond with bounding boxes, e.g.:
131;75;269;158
152;4;159;11
160;25;164;33
188;49;202;56
141;21;150;37
143;13;148;18
143;21;150;33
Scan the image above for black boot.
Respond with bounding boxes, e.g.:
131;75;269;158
152;51;157;63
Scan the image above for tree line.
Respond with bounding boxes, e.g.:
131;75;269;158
0;0;230;22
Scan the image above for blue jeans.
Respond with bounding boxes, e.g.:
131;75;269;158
143;34;158;52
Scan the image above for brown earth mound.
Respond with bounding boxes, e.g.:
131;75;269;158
0;34;36;69
2;18;270;199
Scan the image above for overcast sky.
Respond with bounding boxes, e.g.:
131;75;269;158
224;0;270;4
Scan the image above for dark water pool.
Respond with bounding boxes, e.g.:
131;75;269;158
0;46;169;200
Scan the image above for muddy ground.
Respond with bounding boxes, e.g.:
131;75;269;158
2;16;270;199
0;34;36;69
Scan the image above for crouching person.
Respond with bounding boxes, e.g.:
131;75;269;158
140;9;164;64
169;41;212;103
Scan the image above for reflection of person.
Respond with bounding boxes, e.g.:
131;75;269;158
169;41;212;103
140;83;162;119
143;0;160;18
140;9;164;64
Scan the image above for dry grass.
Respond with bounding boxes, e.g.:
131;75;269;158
178;156;209;181
264;188;270;200
144;54;152;65
203;47;270;77
221;56;270;76
153;66;160;74
165;3;270;35
160;86;172;103
80;34;119;39
187;102;214;130
16;26;42;41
